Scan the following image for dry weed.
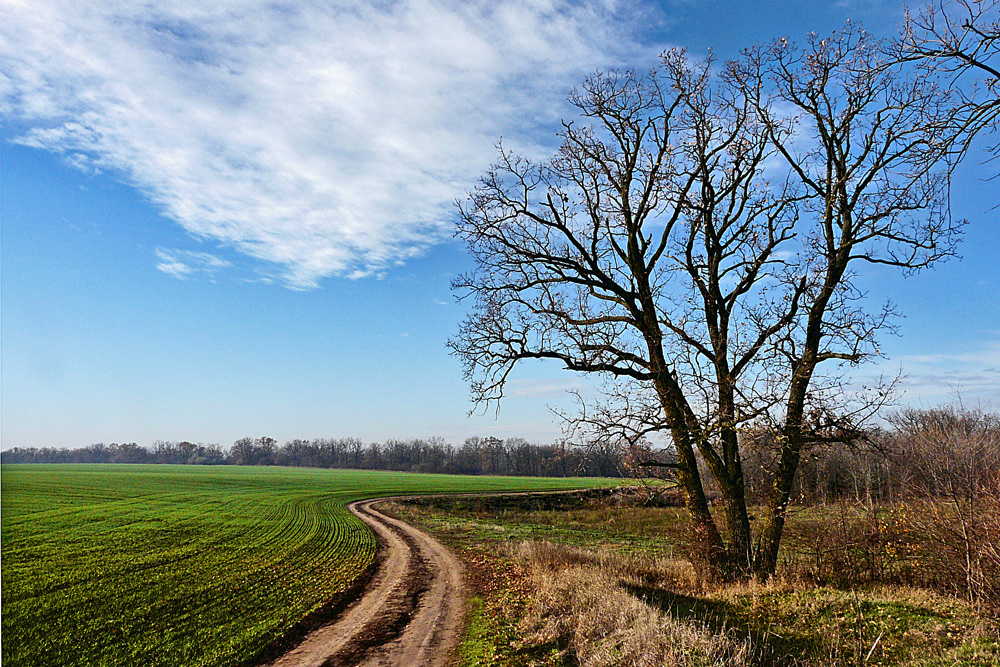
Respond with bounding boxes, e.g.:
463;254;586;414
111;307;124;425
506;540;702;594
506;541;754;667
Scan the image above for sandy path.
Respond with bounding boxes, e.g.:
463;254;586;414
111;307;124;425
265;498;465;667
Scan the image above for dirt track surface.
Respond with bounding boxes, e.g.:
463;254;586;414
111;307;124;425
265;499;465;667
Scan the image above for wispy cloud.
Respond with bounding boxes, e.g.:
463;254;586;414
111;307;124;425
506;377;597;399
154;248;231;280
2;0;651;288
860;341;1000;407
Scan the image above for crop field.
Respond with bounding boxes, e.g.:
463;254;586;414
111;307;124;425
0;464;613;667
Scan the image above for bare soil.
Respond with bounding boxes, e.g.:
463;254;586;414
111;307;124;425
264;498;465;667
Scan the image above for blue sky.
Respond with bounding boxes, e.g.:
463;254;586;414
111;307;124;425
2;0;997;450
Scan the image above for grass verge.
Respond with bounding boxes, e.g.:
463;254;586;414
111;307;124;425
387;492;1000;667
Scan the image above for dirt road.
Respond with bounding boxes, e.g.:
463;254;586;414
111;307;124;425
265;498;465;667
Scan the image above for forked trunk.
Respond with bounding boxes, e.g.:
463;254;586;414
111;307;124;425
674;438;757;583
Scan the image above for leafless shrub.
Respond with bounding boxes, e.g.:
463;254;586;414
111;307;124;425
979;470;1000;613
617;439;687;507
889;406;1000;610
772;407;1000;609
779;503;916;588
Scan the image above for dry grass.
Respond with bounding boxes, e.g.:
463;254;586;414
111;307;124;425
507;541;754;667
390;493;1000;666
498;540;1000;667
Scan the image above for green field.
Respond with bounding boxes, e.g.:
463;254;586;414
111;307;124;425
0;464;614;667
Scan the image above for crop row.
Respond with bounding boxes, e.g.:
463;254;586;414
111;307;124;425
3;473;375;666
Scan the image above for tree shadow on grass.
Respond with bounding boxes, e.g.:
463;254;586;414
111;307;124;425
629;582;973;667
623;584;831;667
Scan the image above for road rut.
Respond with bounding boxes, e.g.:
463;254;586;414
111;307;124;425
265;499;465;667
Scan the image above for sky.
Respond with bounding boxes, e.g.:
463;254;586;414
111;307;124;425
2;0;998;450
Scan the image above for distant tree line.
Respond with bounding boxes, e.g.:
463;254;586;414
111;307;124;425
4;406;996;493
0;440;228;466
0;435;622;477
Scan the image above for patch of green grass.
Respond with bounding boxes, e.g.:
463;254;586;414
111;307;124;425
453;556;572;667
459;597;493;665
1;464;615;667
397;498;691;557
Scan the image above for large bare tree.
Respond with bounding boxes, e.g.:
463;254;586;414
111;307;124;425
450;26;978;581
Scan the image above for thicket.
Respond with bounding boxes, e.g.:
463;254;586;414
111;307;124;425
617;405;1000;610
739;406;999;505
737;405;1000;612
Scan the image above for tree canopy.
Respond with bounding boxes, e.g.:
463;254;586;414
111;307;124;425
451;19;993;581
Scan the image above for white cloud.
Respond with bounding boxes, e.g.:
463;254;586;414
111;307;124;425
506;377;597;399
860;341;1000;407
1;0;650;288
154;247;231;279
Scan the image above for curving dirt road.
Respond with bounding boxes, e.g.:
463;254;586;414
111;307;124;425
265;498;465;667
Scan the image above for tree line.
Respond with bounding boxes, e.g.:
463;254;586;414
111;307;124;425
5;405;994;496
0;435;622;477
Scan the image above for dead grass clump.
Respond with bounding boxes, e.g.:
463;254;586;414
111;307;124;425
507;541;754;667
506;539;702;595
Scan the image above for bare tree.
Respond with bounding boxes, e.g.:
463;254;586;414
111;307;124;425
451;30;973;581
896;0;999;154
728;21;985;576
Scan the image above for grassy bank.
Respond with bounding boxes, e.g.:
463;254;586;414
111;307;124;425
388;492;1000;666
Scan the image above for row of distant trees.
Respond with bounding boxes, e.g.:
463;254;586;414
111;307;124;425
0;435;622;477
5;406;995;492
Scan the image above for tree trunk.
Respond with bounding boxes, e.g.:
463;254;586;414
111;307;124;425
753;436;803;580
670;429;733;581
718;469;754;578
